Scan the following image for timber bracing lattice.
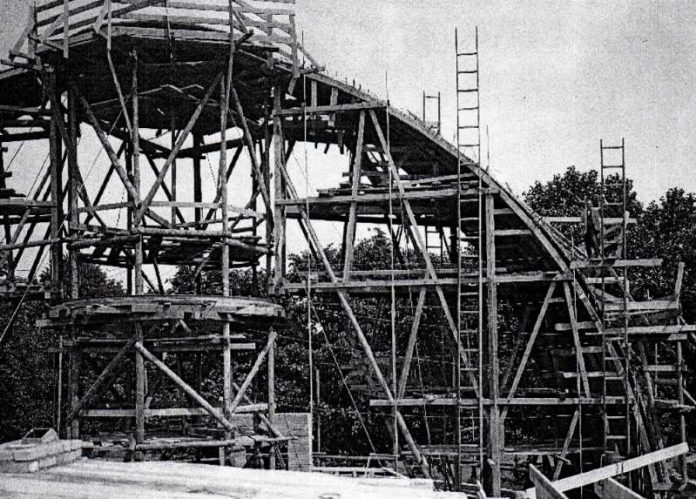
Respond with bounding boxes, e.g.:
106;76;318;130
0;2;692;496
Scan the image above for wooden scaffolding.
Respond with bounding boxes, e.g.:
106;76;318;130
0;2;692;496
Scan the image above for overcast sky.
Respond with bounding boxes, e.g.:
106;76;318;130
2;0;695;204
295;0;696;204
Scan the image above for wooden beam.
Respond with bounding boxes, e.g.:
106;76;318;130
275;102;386;116
525;443;688;498
594;478;644;498
570;258;662;270
485;193;501;497
529;465;569;499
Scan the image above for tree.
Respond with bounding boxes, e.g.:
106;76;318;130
0;262;125;442
524;165;642;244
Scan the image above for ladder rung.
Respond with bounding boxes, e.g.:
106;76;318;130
602;165;624;169
458;70;478;74
458;106;479;111
459;143;480;147
606;416;626;420
607;435;628;440
457;89;479;93
459;125;479;130
602;145;623;150
457;51;478;56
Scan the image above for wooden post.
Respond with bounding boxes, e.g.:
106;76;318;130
48;68;63;303
131;52;146;448
272;86;285;294
484;193;501;496
315;367;321;453
267;328;276;468
170;101;177;225
220;70;233;465
67;82;80;439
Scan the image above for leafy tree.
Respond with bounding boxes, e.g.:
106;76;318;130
524;165;642;243
0;262;124;442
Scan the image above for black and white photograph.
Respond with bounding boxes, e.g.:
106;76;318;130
0;1;694;497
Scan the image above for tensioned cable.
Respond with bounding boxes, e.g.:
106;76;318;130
301;34;314;435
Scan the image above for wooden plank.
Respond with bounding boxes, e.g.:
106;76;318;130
529;464;569;499
545;216;636;224
594;478;645;498
525;443;688;498
275;102;385;116
370;397;626;407
570;258;662;269
277;187;460;205
84;404;267;418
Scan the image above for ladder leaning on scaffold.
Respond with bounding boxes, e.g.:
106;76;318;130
455;26;483;490
598;138;632;460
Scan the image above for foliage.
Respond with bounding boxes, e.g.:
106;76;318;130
524;165;642;243
0;262;125;442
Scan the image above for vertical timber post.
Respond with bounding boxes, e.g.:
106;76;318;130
67;81;80;439
485;193;501;496
220;70;232;466
48;68;63;303
272;86;285;295
132;51;146;449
